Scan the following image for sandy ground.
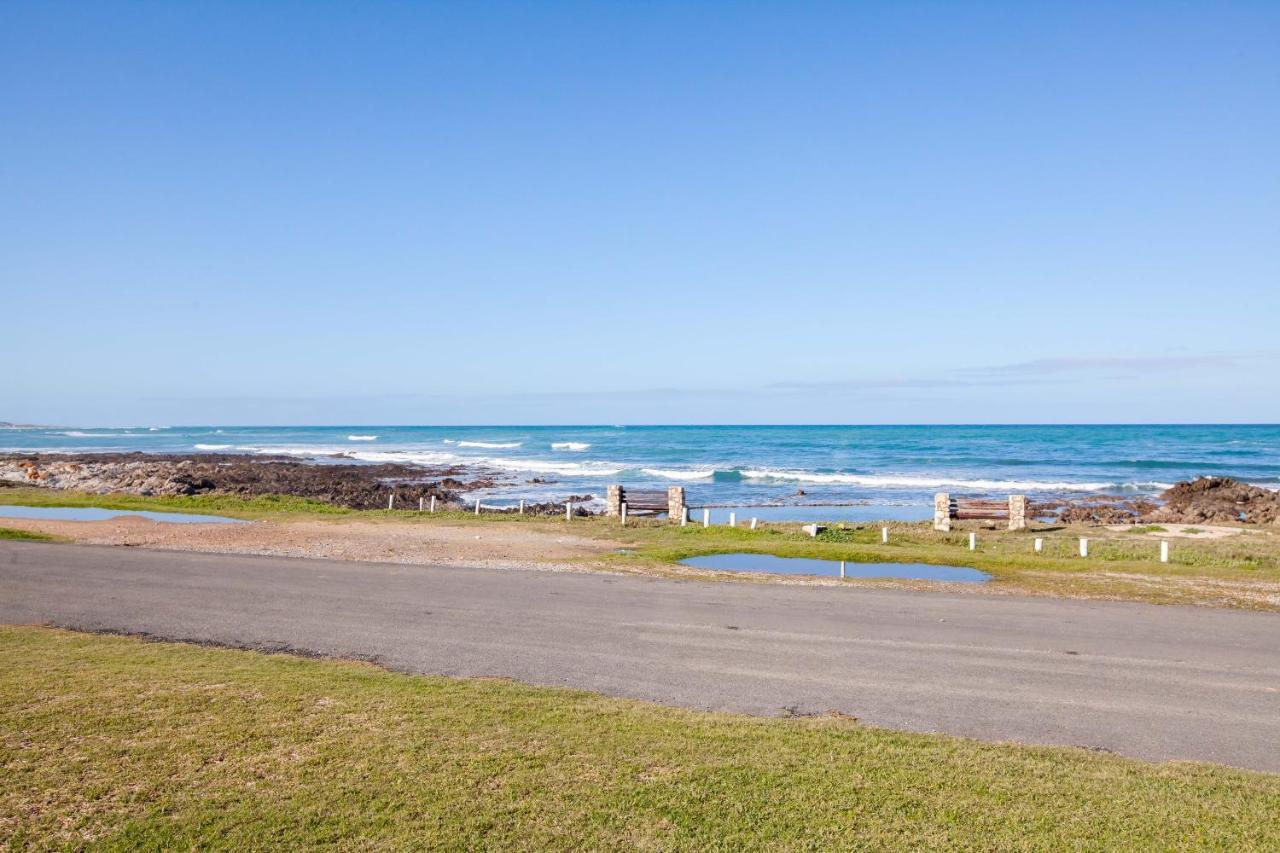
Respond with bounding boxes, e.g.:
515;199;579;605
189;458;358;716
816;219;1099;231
0;516;620;572
1104;522;1246;539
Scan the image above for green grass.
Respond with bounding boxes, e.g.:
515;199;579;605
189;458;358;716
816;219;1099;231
0;485;353;520
0;526;60;541
2;626;1277;850
1129;525;1168;534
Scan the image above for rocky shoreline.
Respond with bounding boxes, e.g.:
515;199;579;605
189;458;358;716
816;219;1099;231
0;452;498;511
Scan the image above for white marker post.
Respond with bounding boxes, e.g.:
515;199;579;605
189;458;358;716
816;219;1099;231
881;526;889;544
1160;540;1169;563
475;499;481;516
1034;537;1043;553
703;509;710;528
681;507;689;526
728;512;736;527
429;495;436;513
621;502;628;526
519;499;525;515
840;560;846;579
566;501;572;521
1079;538;1089;558
418;497;424;512
388;493;395;510
750;517;758;530
969;532;976;551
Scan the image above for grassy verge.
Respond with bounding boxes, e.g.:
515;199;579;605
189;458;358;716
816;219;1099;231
0;485;352;520
2;626;1277;849
0;527;61;542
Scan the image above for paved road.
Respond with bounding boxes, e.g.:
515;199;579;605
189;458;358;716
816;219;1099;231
3;541;1278;772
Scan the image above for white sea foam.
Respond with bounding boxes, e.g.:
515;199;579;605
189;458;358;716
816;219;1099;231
739;469;1164;492
551;442;592;451
486;456;622;476
57;430;153;438
347;435;378;441
641;467;716;480
194;443;233;450
457;440;522;449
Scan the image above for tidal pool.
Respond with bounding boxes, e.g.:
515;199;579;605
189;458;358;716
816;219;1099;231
0;505;245;524
679;553;990;582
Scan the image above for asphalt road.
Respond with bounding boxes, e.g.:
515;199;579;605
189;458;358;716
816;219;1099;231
3;541;1278;772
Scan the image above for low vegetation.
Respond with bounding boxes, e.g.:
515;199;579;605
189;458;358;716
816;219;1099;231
2;626;1277;849
0;485;352;520
0;527;60;541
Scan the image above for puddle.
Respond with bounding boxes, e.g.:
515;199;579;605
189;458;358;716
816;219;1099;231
679;553;989;582
0;505;245;524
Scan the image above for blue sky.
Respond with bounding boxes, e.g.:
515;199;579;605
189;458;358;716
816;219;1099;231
3;1;1278;425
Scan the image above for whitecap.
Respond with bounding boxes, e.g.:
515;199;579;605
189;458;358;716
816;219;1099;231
455;440;523;449
347;435;378;441
641;467;716;480
194;443;233;451
739;469;1155;492
551;442;592;451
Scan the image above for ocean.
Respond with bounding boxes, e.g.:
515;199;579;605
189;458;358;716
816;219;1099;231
5;424;1277;521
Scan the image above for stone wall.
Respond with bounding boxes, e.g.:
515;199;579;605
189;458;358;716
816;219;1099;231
667;486;686;521
1008;494;1028;530
606;485;623;517
934;492;952;531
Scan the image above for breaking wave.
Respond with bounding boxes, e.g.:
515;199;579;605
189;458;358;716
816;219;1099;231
347;435;378;441
444;439;523;449
739;469;1169;492
551;442;591;451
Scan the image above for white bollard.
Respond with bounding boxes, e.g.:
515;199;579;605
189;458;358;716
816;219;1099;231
419;496;424;512
475;499;481;515
750;517;758;530
969;532;976;551
566;501;572;521
1079;538;1088;558
703;509;710;528
881;526;889;544
681;507;689;526
1034;537;1043;553
519;499;525;515
1160;540;1169;563
728;512;736;527
621;502;628;526
388;493;394;510
429;495;436;513
840;560;846;579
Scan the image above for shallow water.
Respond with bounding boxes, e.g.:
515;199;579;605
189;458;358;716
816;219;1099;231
680;553;990;582
0;505;244;524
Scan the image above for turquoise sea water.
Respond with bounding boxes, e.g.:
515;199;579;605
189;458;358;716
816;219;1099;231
4;424;1277;515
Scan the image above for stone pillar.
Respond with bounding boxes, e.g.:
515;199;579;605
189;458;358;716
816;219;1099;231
667;486;685;522
1008;494;1027;530
606;485;623;517
934;492;951;532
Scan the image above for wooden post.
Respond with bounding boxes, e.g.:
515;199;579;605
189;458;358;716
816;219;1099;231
969;532;976;551
474;499;481;515
728;512;736;527
1034;537;1043;553
1079;538;1088;558
702;508;710;528
840;560;846;579
519;499;525;515
430;495;436;513
1160;540;1169;563
881;526;888;544
750;517;758;530
620;502;628;525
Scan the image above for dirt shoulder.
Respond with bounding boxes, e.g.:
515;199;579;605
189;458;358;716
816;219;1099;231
0;516;622;571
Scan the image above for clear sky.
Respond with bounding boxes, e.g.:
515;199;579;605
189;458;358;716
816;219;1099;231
3;1;1278;425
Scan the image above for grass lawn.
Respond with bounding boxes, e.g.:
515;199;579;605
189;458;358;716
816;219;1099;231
2;627;1278;850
